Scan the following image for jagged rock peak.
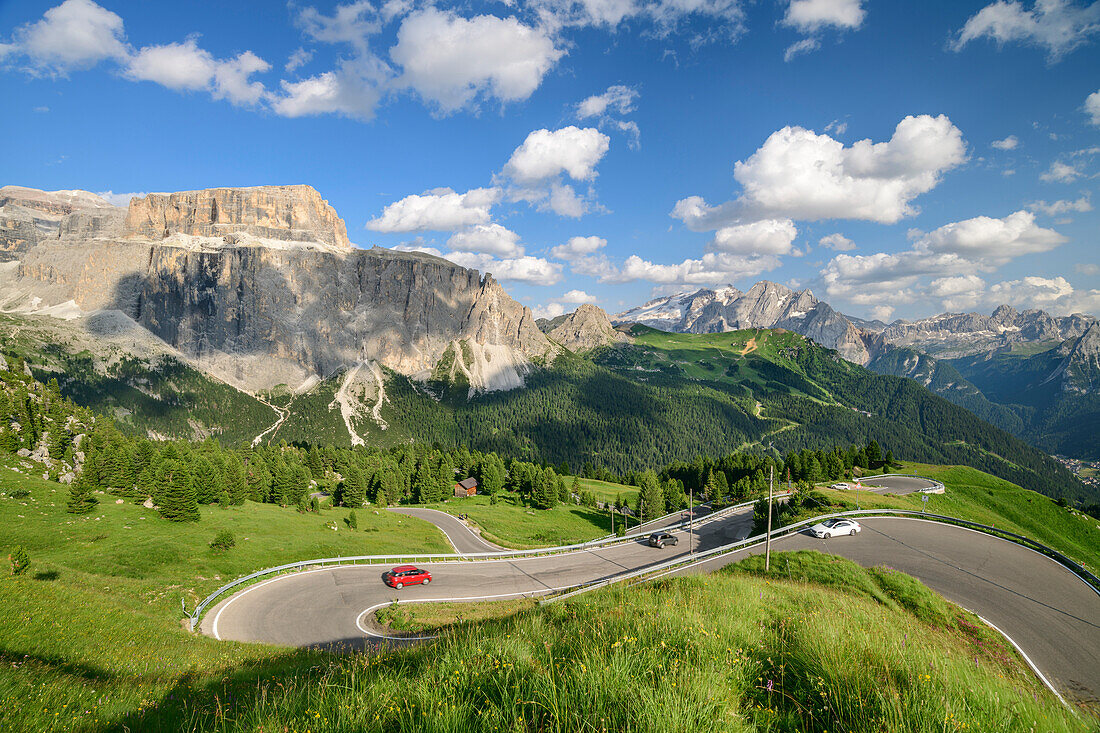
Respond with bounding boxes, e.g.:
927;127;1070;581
125;185;351;250
548;304;629;353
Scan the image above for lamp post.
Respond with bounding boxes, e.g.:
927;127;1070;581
689;482;694;556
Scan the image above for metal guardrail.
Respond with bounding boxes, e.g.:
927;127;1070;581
856;473;946;492
188;496;771;629
541;509;1100;604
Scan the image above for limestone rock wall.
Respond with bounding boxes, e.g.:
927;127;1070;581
125;185;351;249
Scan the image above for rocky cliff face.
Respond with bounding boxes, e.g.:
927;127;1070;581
614;281;872;364
125;185;351;250
0;186;123;261
546;304;629;353
1057;323;1100;394
1;184;554;393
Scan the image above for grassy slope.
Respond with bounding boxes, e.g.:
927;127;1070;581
422;491;645;549
0;549;1086;732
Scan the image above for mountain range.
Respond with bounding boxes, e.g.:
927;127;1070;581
0;184;1092;500
612;284;1100;459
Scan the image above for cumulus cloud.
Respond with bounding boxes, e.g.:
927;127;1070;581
991;135;1019;149
126;39;271;106
783;0;866;32
914;210;1065;263
1075;263;1100;275
929;274;988;310
674;115;967;230
594;252;781;286
2;0;128;76
446;223;524;257
270;58;388;120
988;276;1100;315
503;126;611;184
951;0;1100;60
560;288;598;303
1086;89;1100;125
444;252;563;284
391;8;564;114
367;187;501;232
821;250;973;306
1040;160;1081;182
533;288;600;319
819;233;856;251
550;235;607;259
1029;195;1092;215
709;219;798;255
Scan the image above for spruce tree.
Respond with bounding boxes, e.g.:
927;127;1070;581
66;473;98;514
158;459;199;522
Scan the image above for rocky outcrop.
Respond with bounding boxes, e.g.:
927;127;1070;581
1057;323;1100;394
615;281;871;364
125;185;351;250
2;183;556;393
0;186;122;261
547;304;629;353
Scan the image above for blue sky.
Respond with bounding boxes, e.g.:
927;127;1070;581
1;0;1098;322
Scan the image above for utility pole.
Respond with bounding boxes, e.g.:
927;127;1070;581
765;462;774;572
610;503;614;536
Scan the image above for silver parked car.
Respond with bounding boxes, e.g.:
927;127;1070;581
809;518;861;538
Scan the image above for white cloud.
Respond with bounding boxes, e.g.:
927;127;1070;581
783;0;866;32
285;47;313;73
821;250;974;306
560;288;598;303
915;210;1065;262
94;190;146;207
1086;88;1100;125
367;187;502;232
550;235;607;259
503;126;611;184
4;0;129;76
783;38;820;61
444;252;563;284
988;275;1100;315
534;302;567;319
674;115;967;229
734;114;967;223
393;241;445;257
869;305;894;322
270;57;388;120
1075;263;1100;275
212;51;271;105
991;135;1019;150
952;0;1100;60
602;252;781;285
126;39;216;90
297;1;381;53
1029;195;1092;215
126;39;270;106
547;183;587;217
929;274;988;310
709;219;798;255
446;223;524;257
1040;160;1081;182
577;85;638;118
576;86;642;148
390;8;564;114
819;233;856;251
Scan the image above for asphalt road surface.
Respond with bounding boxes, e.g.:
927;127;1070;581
203;501;1098;706
853;475;942;496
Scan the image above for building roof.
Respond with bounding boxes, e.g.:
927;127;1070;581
456;477;478;489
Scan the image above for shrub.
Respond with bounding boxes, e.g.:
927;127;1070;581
9;545;30;576
209;530;235;552
8;489;30;500
346;511;358;530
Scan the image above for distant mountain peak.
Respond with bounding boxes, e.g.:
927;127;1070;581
547;304;629;353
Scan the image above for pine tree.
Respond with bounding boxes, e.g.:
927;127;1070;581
225;453;248;505
158;459;199;522
637;471;664;521
704;471;720;503
343;466;366;508
66;473;98;514
412;459;435;504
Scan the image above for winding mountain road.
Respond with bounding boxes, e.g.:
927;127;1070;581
201;476;1098;706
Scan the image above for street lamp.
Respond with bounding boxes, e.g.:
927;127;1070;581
765;441;774;573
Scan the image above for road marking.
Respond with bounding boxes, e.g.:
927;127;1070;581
390;507;501;554
966;609;1071;712
211;566;337;641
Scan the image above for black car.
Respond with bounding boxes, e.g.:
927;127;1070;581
648;531;679;548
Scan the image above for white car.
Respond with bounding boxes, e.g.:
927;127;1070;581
809;518;861;538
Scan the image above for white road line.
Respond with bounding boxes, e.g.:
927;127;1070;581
212;566;337;641
967;610;1072;712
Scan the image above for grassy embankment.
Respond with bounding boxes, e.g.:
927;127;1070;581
421;486;645;549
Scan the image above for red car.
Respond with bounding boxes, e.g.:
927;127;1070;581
382;565;432;589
